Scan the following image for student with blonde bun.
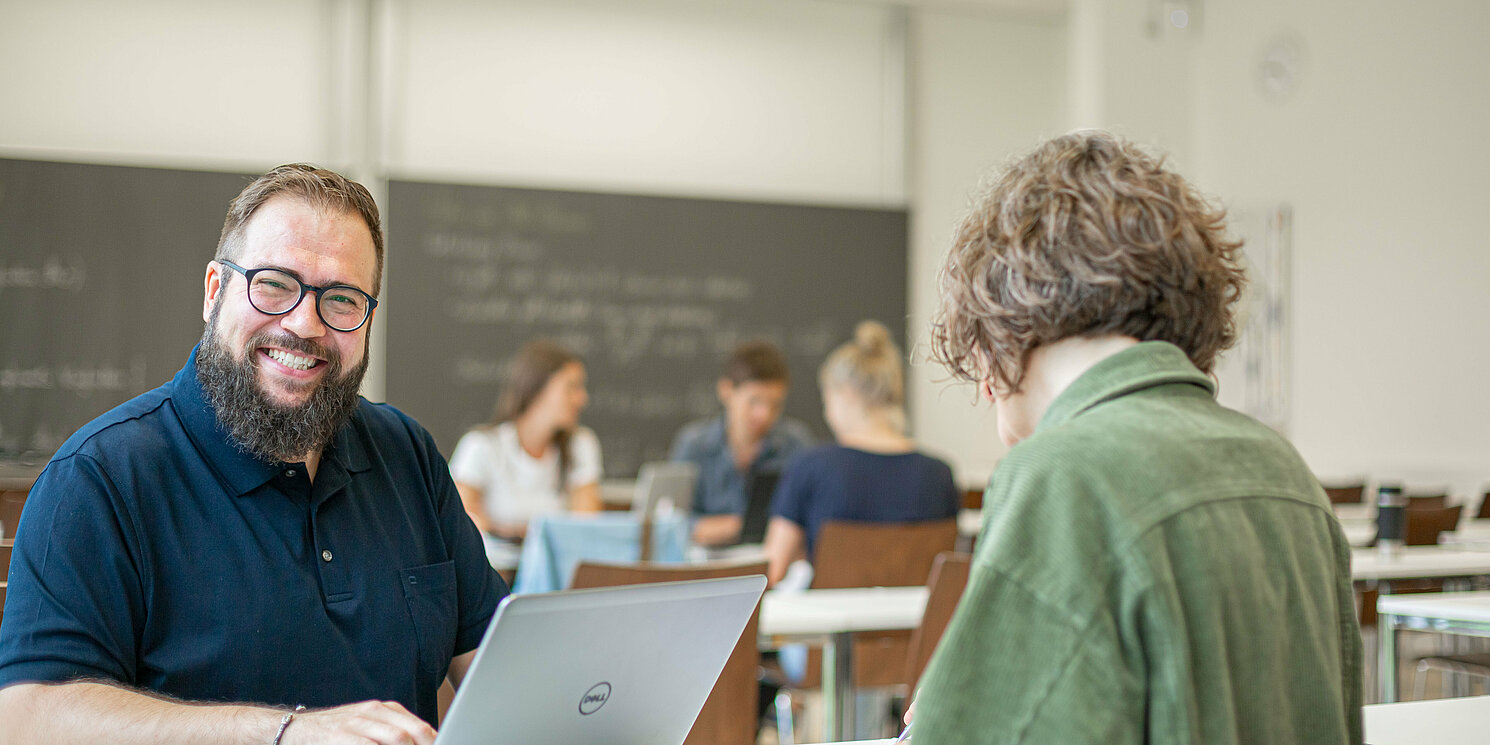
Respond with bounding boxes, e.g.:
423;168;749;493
762;321;960;585
448;339;603;566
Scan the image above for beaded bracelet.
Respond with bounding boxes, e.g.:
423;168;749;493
271;704;306;745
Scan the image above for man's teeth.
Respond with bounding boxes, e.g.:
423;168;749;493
266;349;316;371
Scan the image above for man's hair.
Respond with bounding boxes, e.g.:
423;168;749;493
721;340;790;386
215;163;385;296
931;130;1246;394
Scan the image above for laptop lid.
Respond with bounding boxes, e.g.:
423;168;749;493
737;469;781;545
435;575;767;745
630;462;698;520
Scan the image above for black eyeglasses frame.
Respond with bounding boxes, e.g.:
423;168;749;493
218;260;379;333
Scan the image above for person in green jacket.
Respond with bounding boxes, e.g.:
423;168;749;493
910;130;1363;744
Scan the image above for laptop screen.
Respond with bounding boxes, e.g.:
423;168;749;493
435;576;766;745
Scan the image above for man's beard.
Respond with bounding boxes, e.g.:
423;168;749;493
196;303;368;464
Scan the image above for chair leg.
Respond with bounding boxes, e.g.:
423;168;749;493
774;691;795;745
1413;660;1429;701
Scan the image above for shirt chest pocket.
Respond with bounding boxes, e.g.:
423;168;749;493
400;560;458;675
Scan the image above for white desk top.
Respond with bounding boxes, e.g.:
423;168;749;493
1351;546;1490;581
1362;694;1490;744
759;586;928;637
1377;590;1490;624
1334;503;1375;521
808;696;1490;745
957;509;981;537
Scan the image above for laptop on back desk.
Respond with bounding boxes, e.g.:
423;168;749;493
434;575;766;745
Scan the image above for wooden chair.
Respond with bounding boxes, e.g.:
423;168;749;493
1405;504;1463;546
1321;483;1365;504
960;488;983;511
1406;493;1448;511
570;558;768;745
0;490;26;539
1476;490;1490;520
903;552;972;692
796;519;959;690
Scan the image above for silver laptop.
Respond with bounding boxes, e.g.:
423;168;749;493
630;462;698;520
435;575;766;745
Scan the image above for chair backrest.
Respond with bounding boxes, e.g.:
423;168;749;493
904;552;972;691
0;539;12;580
1405;504;1464;546
570;559;768;745
1407;493;1448;510
1321;483;1365;504
0;490;26;539
812;519;959;589
961;488;983;510
1477;491;1490;521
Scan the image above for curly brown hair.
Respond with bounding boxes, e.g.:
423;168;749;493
930;131;1246;394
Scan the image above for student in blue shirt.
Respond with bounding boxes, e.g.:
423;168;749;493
0;165;504;745
762;321;959;584
669;340;814;546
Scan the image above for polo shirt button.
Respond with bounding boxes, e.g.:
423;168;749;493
285;469;296;478
321;549;333;562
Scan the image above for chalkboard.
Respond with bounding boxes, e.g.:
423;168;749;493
0;158;251;462
385;180;908;476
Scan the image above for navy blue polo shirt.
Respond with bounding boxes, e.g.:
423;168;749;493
770;444;961;556
0;348;505;725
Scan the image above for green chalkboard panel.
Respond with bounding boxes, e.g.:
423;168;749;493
385;180;908;476
0;158;251;462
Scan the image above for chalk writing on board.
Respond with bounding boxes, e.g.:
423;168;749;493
0;256;87;292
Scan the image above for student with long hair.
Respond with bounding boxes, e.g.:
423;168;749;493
762;321;959;585
448;339;603;565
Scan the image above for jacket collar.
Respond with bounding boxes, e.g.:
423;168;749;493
1037;341;1215;434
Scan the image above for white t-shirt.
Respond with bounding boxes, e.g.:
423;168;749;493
447;422;603;525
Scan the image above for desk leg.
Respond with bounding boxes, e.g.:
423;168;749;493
820;631;856;742
1380;612;1398;703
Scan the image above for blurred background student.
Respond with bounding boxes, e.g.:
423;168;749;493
449;339;603;567
763;321;960;585
671;339;814;546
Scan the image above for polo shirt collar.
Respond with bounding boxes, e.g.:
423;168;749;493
1037;341;1215;433
173;345;371;498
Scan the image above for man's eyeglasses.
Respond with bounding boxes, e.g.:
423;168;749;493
218;260;379;332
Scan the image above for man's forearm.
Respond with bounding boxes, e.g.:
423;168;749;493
0;681;280;745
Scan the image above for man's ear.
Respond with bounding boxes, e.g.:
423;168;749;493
203;261;223;323
716;378;733;407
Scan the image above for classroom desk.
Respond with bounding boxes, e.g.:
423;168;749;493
1351;546;1490;582
1377;591;1490;703
806;695;1490;745
956;509;981;537
759;586;928;742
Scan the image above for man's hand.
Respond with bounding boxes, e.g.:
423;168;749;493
283;700;436;745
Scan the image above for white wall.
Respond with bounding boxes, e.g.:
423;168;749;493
906;8;1067;486
0;0;339;170
1189;0;1490;495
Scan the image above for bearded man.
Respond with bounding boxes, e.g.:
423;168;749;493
0;165;505;745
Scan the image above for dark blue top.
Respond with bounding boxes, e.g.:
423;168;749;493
770;445;961;556
669;415;814;517
0;348;505;725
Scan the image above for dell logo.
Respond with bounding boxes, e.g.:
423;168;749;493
578;682;612;715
